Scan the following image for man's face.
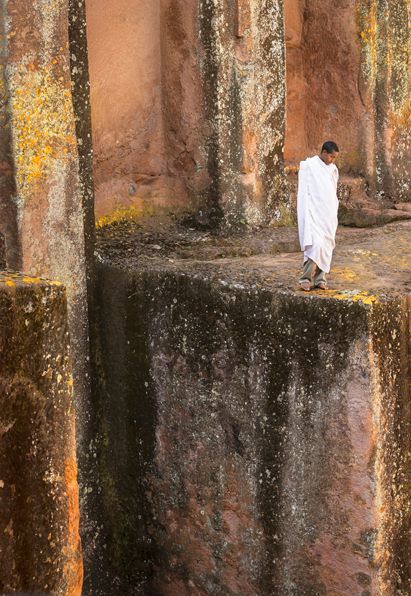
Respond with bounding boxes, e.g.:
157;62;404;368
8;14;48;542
320;150;339;165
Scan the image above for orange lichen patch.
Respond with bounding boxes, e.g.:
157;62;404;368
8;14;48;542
22;276;42;284
64;455;83;596
9;60;77;196
5;280;15;287
389;99;411;130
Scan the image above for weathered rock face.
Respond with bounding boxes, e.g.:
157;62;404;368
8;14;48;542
86;0;172;218
87;0;410;221
86;0;288;227
284;0;411;203
161;0;211;217
86;0;209;221
92;221;411;594
0;273;82;595
198;0;288;227
0;0;93;458
0;1;97;583
284;0;368;174
0;18;19;270
358;0;411;202
0;2;409;594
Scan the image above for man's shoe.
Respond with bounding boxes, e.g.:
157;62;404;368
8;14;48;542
315;282;328;290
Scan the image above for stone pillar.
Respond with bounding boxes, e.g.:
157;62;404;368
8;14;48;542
283;0;308;164
359;0;411;202
199;0;288;228
160;0;210;217
0;273;82;595
1;0;95;586
1;0;93;486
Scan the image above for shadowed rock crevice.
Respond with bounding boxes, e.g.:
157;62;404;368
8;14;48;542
0;5;20;270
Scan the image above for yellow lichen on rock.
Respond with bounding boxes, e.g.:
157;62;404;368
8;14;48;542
330;266;360;282
95;205;156;229
327;290;378;306
358;0;378;92
9;61;77;197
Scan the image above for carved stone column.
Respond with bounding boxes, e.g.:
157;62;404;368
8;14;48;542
199;0;288;228
359;0;411;202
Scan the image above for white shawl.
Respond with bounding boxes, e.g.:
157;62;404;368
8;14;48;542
297;155;339;273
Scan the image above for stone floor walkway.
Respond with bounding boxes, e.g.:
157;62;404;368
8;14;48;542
97;218;411;300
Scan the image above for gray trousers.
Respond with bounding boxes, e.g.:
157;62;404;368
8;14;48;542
299;257;327;286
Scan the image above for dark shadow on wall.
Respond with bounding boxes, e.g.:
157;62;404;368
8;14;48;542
0;6;21;270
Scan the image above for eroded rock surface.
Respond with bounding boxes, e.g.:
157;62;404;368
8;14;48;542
0;273;82;595
91;218;411;594
86;0;288;227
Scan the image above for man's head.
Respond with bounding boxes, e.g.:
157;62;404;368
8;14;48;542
320;141;339;165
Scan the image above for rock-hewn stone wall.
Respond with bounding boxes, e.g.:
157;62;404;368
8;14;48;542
86;0;288;227
0;2;95;587
0;274;82;595
198;0;287;227
284;0;368;173
0;0;93;437
92;255;411;594
284;0;411;203
359;0;411;202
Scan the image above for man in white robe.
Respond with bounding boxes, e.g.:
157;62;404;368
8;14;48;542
297;141;339;291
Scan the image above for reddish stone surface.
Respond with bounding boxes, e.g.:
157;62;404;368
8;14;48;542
93;218;411;594
86;0;288;226
0;274;82;595
2;0;92;451
284;0;411;203
358;0;411;202
284;0;368;173
0;2;94;588
161;0;211;213
86;0;200;219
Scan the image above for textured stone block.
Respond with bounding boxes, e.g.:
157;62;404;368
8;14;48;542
199;0;287;227
0;273;82;595
92;244;411;594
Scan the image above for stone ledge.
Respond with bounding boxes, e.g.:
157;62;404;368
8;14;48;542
92;221;411;594
96;218;411;295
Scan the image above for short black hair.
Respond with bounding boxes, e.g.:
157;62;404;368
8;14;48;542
321;141;339;154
